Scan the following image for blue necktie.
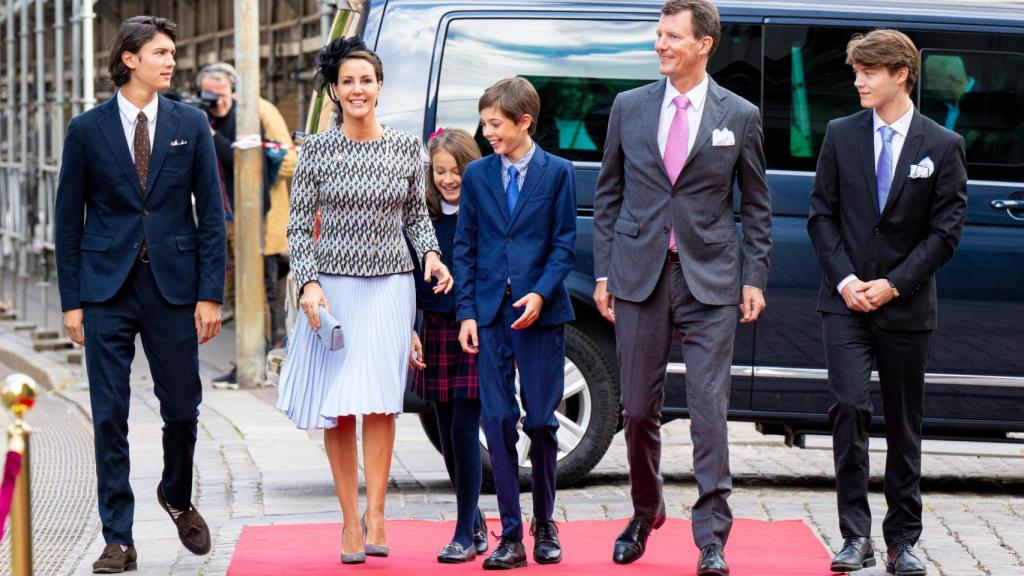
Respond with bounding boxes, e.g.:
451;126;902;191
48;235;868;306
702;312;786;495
506;165;520;216
876;126;895;211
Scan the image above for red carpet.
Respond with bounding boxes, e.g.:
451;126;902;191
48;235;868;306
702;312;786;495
228;518;832;575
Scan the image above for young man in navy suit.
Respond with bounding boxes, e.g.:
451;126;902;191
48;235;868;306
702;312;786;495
55;16;225;573
808;30;967;576
454;77;577;570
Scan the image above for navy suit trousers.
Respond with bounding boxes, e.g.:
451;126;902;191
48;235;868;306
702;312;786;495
83;259;202;545
477;294;564;540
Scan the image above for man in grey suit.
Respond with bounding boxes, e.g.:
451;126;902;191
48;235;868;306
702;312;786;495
592;1;771;573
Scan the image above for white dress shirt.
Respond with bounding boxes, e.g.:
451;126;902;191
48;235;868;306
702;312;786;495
657;73;709;159
837;103;915;294
116;91;159;162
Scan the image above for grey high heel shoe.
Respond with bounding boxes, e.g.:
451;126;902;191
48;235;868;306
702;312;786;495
362;514;390;557
341;524;365;564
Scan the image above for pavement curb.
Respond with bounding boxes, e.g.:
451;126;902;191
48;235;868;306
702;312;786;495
0;323;79;391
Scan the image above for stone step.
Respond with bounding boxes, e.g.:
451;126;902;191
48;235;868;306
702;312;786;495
31;329;61;341
32;338;74;352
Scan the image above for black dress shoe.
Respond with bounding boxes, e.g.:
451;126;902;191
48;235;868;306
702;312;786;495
437;541;477;563
530;519;562;564
612;515;665;565
474;509;489;554
92;544;138;574
697;544;729;576
831;536;876;572
886;543;927;576
483;535;527;570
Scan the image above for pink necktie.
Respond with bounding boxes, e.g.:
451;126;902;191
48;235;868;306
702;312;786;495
664;94;690;251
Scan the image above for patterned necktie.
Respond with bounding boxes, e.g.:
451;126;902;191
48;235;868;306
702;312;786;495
876;125;895;211
663;94;691;250
134;111;151;191
506;165;520;217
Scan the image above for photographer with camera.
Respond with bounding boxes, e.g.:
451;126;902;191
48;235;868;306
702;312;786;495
195;62;295;385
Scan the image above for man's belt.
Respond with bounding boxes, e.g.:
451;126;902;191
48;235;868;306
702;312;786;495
667;250;680;265
138;243;150;263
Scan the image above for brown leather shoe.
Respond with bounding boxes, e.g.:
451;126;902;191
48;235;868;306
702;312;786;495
157;484;212;555
92;543;137;573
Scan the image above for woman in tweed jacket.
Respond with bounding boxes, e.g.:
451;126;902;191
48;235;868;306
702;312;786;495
276;37;453;563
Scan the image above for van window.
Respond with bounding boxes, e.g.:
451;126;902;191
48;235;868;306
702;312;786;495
919;49;1024;177
763;25;863;172
435;18;761;161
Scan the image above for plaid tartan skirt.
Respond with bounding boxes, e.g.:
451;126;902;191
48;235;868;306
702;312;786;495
413;311;479;402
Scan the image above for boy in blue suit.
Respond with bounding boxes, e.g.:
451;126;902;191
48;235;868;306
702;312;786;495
454;77;577;570
55;16;225;573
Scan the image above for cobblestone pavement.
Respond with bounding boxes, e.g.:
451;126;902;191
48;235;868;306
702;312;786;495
1;314;1022;575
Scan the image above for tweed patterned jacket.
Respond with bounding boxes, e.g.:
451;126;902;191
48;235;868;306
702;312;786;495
287;126;440;289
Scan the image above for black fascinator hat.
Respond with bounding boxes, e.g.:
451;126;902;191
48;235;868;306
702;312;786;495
314;36;384;100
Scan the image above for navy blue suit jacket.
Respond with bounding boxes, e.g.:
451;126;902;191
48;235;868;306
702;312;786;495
55;95;226;311
454;145;577;327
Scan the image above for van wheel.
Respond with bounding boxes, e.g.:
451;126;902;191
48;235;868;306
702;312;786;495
417;324;619;489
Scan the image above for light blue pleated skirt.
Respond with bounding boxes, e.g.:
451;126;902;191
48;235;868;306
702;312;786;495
276;272;415;429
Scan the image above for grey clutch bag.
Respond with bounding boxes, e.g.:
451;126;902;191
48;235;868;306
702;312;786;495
316;307;345;351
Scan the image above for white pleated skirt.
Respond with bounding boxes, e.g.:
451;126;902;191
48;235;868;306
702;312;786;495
276;272;415;429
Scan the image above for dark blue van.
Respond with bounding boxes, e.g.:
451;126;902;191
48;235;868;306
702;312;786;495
312;0;1024;487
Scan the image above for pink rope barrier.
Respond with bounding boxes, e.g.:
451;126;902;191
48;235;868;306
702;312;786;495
0;451;23;540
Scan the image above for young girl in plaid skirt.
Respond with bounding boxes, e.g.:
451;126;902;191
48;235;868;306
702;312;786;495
410;128;488;563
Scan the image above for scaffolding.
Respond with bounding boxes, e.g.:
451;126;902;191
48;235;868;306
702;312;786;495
0;0;337;333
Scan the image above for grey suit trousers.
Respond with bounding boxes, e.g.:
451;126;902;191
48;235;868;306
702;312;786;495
615;259;737;548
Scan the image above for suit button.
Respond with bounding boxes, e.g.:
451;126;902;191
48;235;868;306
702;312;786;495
144;209;150;216
873;227;881;235
133;242;139;249
662;226;669;233
671;191;677;198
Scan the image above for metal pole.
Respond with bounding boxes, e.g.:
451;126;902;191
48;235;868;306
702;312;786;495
5;0;18;318
4;372;39;576
320;0;333;43
70;0;81;116
18;0;30;324
81;0;94;111
0;6;8;312
234;0;266;388
34;0;46;330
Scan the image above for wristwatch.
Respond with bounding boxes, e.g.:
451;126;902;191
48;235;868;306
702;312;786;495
886;279;900;298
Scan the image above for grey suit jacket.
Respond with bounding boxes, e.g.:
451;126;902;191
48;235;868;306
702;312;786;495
593;77;772;306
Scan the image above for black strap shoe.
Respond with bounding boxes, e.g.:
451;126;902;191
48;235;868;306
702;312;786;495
437;541;477;563
474;508;489;554
612;515;665;565
483;533;527;570
697;543;730;576
530;519;562;564
92;543;138;574
886;543;927;576
831;536;876;572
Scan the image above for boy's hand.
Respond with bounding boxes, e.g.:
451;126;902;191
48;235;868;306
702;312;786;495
511;292;544;330
458;319;479;354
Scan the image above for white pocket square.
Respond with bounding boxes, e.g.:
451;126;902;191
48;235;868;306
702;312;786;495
170;139;189;147
711;128;735;147
908;157;934;179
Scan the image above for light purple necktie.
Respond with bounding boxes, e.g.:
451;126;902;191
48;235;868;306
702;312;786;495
664;94;691;250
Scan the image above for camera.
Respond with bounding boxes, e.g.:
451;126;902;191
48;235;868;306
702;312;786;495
181;90;221;112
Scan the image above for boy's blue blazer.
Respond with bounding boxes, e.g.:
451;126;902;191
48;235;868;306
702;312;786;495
454;144;577;328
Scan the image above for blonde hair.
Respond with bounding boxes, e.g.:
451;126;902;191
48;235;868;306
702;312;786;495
425;128;481;220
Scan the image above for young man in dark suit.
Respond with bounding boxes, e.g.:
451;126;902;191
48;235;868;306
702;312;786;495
454;77;576;570
808;29;968;576
55;16;225;573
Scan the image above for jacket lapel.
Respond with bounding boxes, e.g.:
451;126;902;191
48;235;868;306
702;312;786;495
509;146;549;227
857;111;879;216
880;111;925;220
98;97;144;198
143;95;181;197
484;155;510;223
679;77;727;181
642;79;672;186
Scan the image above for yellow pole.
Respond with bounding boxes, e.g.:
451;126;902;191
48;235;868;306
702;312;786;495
3;373;37;576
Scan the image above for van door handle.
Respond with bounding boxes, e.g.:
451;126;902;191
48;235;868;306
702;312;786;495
991;198;1024;221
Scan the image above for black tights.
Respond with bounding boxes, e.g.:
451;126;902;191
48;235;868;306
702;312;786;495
434;398;483;548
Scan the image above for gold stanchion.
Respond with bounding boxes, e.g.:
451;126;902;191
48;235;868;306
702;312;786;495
3;373;36;576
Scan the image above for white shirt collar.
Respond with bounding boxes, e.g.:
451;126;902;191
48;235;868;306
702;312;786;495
662;73;710;114
441;200;459;215
116;90;159;124
873;102;915;138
